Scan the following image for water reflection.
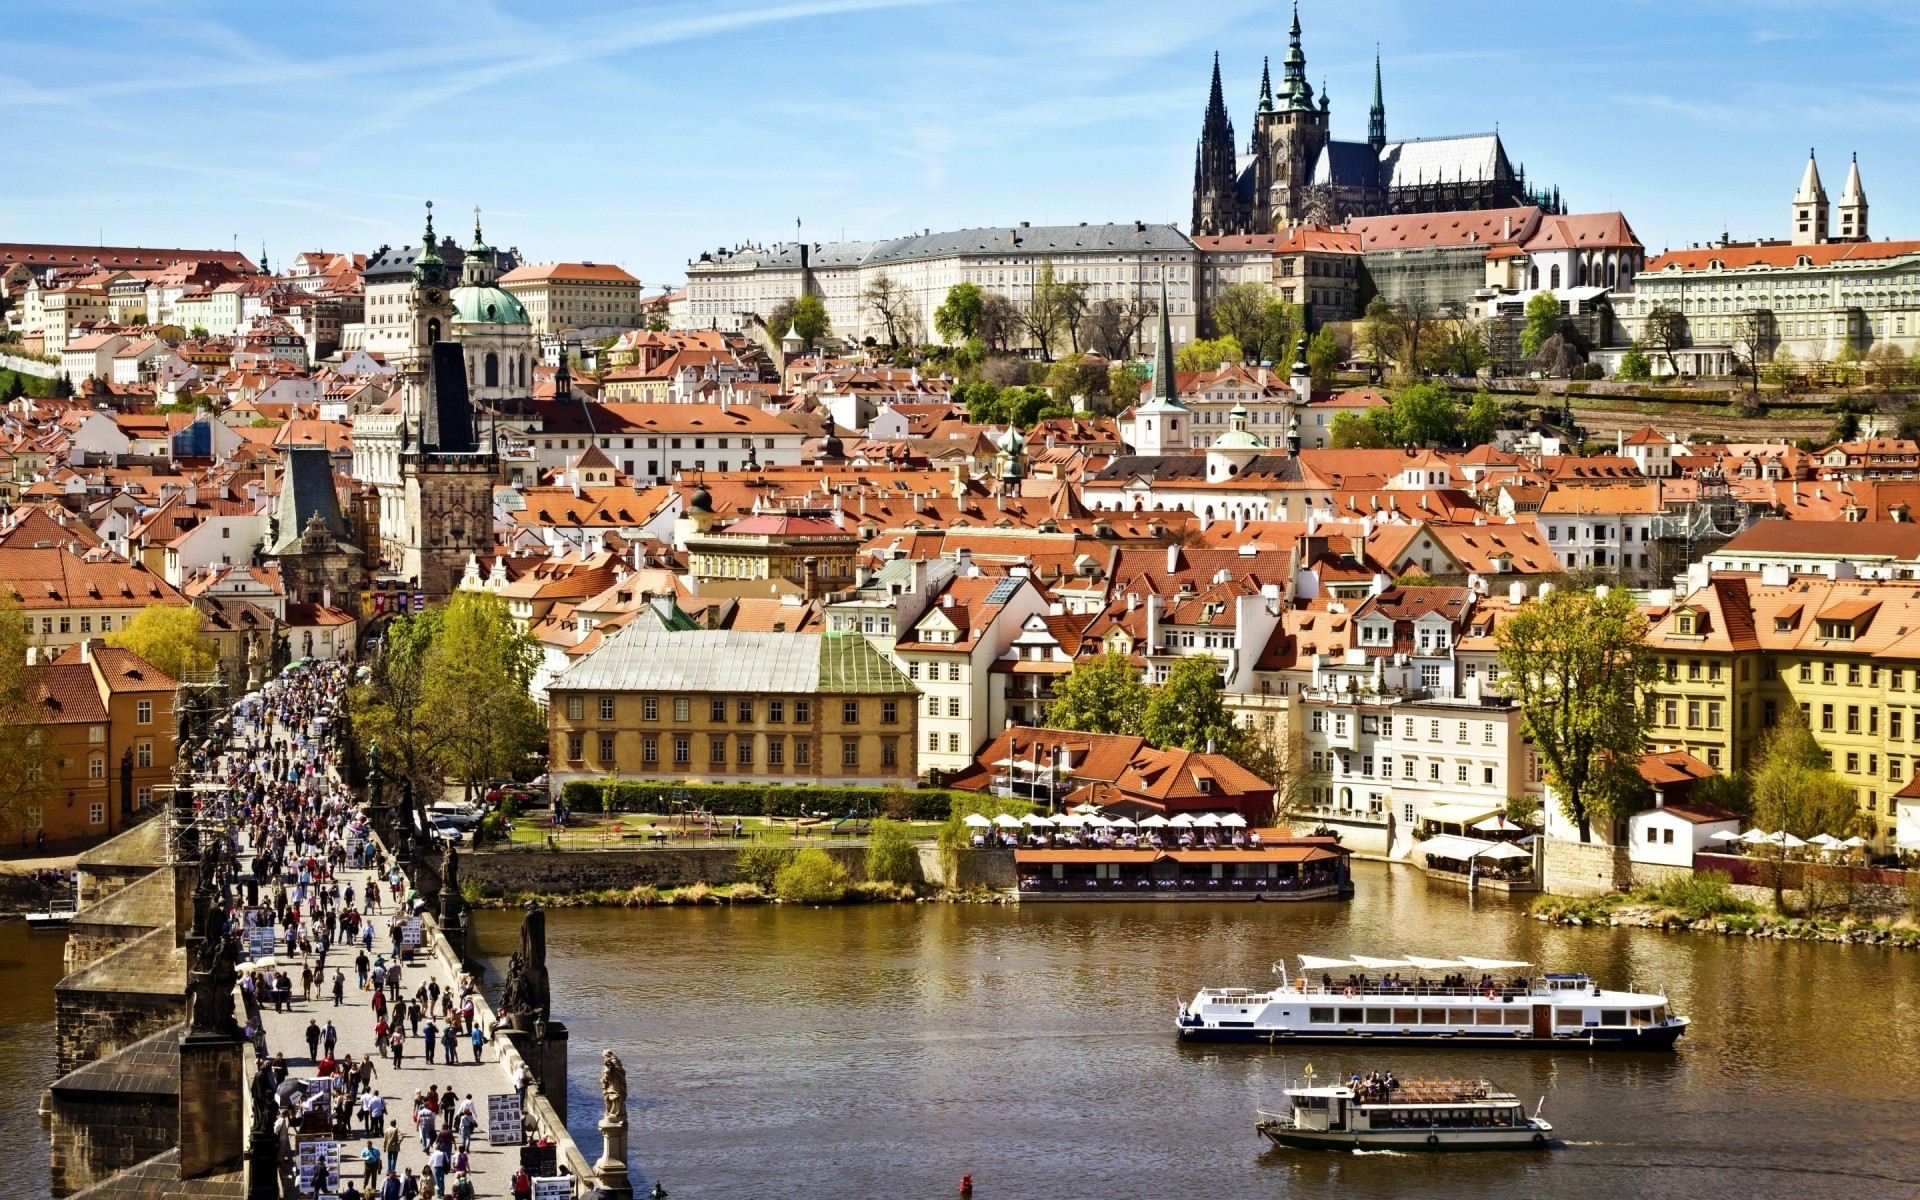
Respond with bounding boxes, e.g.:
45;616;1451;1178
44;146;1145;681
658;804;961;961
463;861;1919;1198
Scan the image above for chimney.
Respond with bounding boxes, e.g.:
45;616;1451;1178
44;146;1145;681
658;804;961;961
1166;544;1180;575
1146;592;1162;648
1126;592;1138;612
802;555;820;600
957;547;974;574
1508;581;1525;605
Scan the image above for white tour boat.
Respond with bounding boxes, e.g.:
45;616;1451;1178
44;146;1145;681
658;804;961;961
1256;1068;1553;1151
1178;953;1689;1049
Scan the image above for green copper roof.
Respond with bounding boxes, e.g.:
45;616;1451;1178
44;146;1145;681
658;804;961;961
451;283;529;325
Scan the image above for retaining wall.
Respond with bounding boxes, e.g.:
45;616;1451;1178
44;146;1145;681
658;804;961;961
462;844;868;894
1542;838;1632;896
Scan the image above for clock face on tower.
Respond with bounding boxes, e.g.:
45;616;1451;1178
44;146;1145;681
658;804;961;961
422;287;447;307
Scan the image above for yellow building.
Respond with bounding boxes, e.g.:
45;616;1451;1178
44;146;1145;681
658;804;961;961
498;262;642;336
1643;572;1920;845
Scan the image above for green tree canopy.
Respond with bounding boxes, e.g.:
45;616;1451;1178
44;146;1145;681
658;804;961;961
1305;326;1342;390
421;592;545;800
934;282;984;343
349;607;448;801
105;604;216;681
1140;655;1243;755
775;847;849;902
1462;391;1504;445
1749;709;1859;839
1495;586;1657;841
1176;335;1243;373
1044;650;1149;735
1209;283;1271;356
1521;292;1563;357
864;818;920;885
1617;344;1653;381
1388;381;1461;447
1329;410;1390;449
769;294;831;349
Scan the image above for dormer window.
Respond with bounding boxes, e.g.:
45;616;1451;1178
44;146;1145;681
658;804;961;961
1817;619;1855;642
1676;614;1694;635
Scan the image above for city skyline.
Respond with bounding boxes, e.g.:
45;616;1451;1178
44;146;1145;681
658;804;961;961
5;0;1920;285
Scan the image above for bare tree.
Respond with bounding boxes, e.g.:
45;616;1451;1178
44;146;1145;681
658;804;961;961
1017;259;1081;359
1642;305;1686;376
978;293;1021;354
1362;296;1442;375
863;271;907;347
1729;308;1774;396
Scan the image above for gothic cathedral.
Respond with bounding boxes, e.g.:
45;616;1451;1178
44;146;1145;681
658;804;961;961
397;204;499;602
1192;3;1561;235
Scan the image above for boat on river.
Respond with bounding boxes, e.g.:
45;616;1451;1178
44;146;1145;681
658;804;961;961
1256;1069;1553;1151
1178;953;1688;1048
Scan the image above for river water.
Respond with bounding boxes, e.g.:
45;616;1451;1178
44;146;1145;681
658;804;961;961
468;863;1920;1200
8;862;1916;1199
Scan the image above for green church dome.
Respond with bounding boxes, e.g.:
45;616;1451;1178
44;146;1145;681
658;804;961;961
451;284;529;326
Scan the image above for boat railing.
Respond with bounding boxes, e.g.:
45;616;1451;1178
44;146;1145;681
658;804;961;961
1203;981;1558;1001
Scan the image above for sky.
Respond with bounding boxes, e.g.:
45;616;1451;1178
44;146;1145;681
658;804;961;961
6;0;1920;288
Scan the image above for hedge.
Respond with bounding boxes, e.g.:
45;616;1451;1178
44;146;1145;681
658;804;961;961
558;780;960;822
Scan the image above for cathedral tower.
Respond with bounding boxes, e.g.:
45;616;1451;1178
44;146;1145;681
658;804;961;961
1367;50;1386;154
1837;153;1868;243
1792;149;1829;247
1192;54;1245;236
1263;1;1328;228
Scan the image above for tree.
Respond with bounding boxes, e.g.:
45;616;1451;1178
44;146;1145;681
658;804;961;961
1495;586;1657;842
1362;296;1442;375
1462;391;1504;445
1642;306;1685;376
348;607;449;803
934;282;984;344
774;847;849;903
51;374;74;398
978;293;1021;354
1045;356;1107;408
1305;326;1342;390
1208;283;1272;355
106;604;216;682
863;271;907;347
957;380;1002;424
1748;710;1858;905
1176;335;1242;373
864;818;920;885
1329;410;1390;449
422;592;545;800
1388;381;1461;447
1433;320;1490;378
1616;344;1653;382
187;324;209;339
1728;308;1773;395
996;385;1055;430
790;293;830;348
1139;655;1243;755
0;591;62;838
1045;651;1149;736
1017;259;1080;359
1520;292;1563;358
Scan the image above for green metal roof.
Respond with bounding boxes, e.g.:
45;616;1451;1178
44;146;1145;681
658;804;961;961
451;283;529;326
554;629;916;695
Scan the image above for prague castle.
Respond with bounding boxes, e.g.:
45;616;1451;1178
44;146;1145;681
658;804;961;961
1192;4;1561;234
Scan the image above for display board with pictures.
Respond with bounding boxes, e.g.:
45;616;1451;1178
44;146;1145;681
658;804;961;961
487;1093;523;1145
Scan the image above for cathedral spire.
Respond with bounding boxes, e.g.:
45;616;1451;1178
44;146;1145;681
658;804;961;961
1258;56;1273;113
1192;52;1240;235
413;201;446;287
1207;52;1226;118
1151;277;1178;406
1282;0;1314;111
1368;48;1386;153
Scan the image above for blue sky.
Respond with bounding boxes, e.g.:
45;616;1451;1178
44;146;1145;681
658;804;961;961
5;0;1920;287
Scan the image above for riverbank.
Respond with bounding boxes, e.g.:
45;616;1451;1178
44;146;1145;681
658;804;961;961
464;880;1020;908
1531;892;1920;947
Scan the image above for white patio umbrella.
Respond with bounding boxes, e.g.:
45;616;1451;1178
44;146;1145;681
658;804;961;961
962;813;992;828
1778;832;1808;848
1807;833;1840;846
1138;814;1171;828
1737;829;1776;844
1085;815;1113;828
1169;812;1197;828
1109;816;1138;829
1473;814;1522;834
1472;841;1531;860
1707;830;1744;844
1054;814;1085;828
1219;813;1249;828
1193;813;1222;827
992;813;1023;829
1840;836;1869;848
1020;813;1054;827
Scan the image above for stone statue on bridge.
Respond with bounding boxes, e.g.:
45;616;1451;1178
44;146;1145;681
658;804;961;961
499;904;551;1030
187;929;240;1036
596;1049;631;1197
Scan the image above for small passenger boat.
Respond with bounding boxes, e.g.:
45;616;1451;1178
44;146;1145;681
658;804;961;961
1256;1068;1553;1151
1179;953;1688;1048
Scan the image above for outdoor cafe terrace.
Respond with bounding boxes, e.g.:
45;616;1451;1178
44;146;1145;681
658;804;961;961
1006;823;1350;898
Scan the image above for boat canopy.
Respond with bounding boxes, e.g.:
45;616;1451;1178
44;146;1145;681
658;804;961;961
1296;954;1532;973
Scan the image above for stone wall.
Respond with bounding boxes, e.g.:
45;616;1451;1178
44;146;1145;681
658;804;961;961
462;844;869;894
46;1090;181;1196
1542;838;1632;896
916;846;1015;890
54;926;187;1075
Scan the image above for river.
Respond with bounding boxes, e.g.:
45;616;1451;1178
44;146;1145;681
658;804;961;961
8;862;1917;1198
470;862;1920;1200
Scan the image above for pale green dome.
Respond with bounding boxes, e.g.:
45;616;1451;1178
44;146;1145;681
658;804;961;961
451;283;529;326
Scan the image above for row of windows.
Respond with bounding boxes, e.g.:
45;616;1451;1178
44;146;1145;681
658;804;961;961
567;732;893;769
540;436;780;451
1311;713;1500;745
906;662;963;681
40;613;120;635
564;695;895;726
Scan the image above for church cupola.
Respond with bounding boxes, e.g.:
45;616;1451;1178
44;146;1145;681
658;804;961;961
462;207;497;287
1792;149;1829;247
413;201;448;289
1837;153;1868;243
